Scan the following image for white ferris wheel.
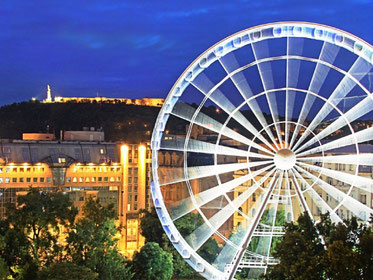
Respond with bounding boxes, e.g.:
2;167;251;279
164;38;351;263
150;22;373;279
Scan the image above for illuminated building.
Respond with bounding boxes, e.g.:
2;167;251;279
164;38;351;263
0;134;152;258
41;85;164;107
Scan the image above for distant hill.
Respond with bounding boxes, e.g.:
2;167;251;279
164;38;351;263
0;101;161;143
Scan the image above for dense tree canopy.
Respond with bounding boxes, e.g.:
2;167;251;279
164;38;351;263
132;242;173;280
0;189;132;280
264;213;373;280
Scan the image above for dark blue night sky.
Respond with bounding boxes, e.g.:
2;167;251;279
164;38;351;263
0;0;372;105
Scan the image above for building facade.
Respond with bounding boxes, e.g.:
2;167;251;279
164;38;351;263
0;136;152;258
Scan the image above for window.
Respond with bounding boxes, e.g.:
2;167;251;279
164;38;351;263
0;168;2;173
252;193;256;202
47;177;51;183
128;195;132;201
116;177;120;182
79;177;83;183
128;177;132;184
100;148;105;154
104;177;108;182
134;177;138;184
12;178;17;183
26;168;31;172
5;178;10;183
73;177;77;183
128;168;132;175
134;204;137;211
33;177;38;183
5;168;10;173
110;177;114;182
26;178;31;183
0;178;3;183
91;177;96;182
360;194;367;205
58;157;66;163
128;186;132;192
20;178;24;183
40;178;45;183
134;195;137;202
66;177;71;183
85;177;90;182
98;177;102;182
134;186;138;192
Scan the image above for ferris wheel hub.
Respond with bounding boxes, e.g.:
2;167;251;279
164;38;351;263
274;149;296;170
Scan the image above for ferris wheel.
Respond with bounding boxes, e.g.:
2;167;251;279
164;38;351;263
150;22;373;279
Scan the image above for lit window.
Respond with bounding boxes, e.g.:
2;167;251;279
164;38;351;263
127;204;131;211
66;177;71;182
0;178;3;183
5;178;10;183
73;177;77;183
110;177;114;182
91;177;96;182
100;148;105;154
85;177;90;182
5;168;10;173
116;177;120;182
58;157;66;163
79;177;83;183
0;168;2;173
47;177;51;183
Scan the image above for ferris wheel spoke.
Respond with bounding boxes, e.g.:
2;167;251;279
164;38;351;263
295;165;373;221
297;153;373;166
160;137;273;160
211;169;278;270
227;170;281;279
170;165;276;221
289;41;331;148
293;57;373;152
159;160;272;186
297;161;373;193
218;56;278;152
296;94;373;153
292;166;342;223
171;102;274;155
190;74;276;153
288;169;315;221
296;126;373;157
251;43;282;150
284;170;295;222
185;183;263;251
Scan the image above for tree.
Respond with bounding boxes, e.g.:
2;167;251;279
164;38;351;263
264;213;373;280
132;242;173;280
67;198;132;280
0;188;77;277
264;213;325;280
38;262;98;280
140;208;219;278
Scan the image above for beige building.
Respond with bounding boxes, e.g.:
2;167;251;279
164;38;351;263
0;134;152;258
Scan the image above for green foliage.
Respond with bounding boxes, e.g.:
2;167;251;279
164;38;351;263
264;213;373;280
132;242;173;280
140;209;220;278
38;262;98;280
67;198;132;280
0;188;77;277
